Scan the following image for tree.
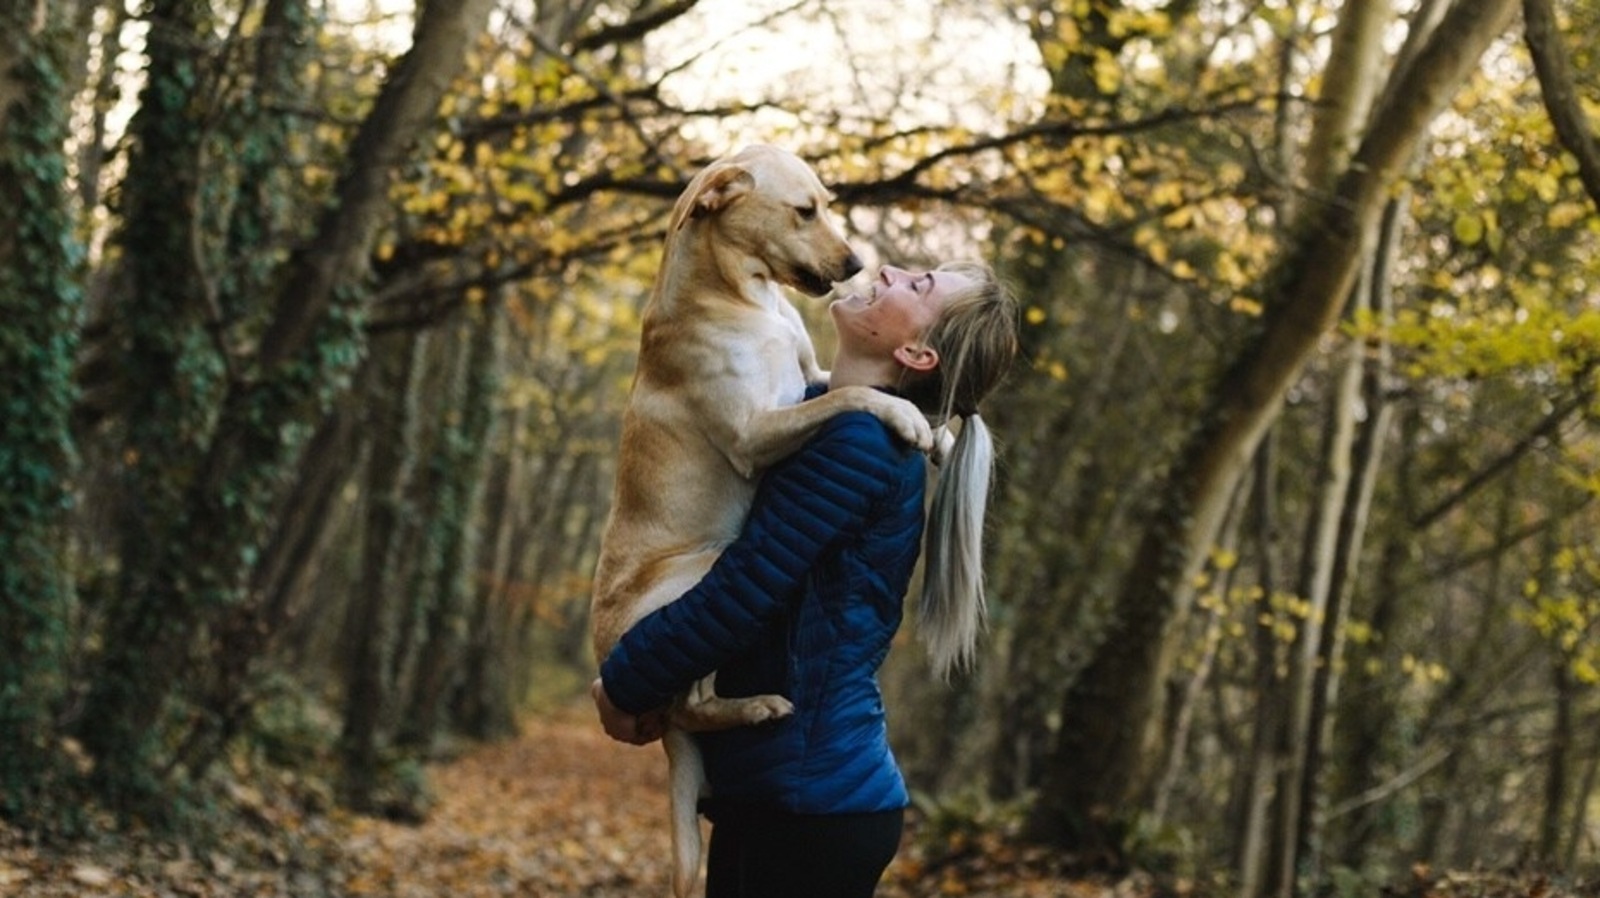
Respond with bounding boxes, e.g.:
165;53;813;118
0;0;83;822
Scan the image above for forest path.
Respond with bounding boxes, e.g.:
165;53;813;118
343;706;674;897
339;705;1104;897
2;706;1578;897
0;707;679;898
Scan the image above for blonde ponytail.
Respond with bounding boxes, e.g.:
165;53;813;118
899;261;1018;678
919;413;994;677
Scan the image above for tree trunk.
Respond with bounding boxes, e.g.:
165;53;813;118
160;0;318;780
340;331;423;811
1324;407;1409;865
452;402;529;740
76;0;220;810
250;399;367;640
401;301;503;753
1236;440;1285;898
1267;0;1399;875
1302;0;1392;193
1292;193;1402;890
1267;186;1405;897
1538;657;1573;865
1025;0;1521;851
0;0;81;818
1563;712;1600;870
1150;478;1248;826
1535;504;1574;865
1268;286;1362;898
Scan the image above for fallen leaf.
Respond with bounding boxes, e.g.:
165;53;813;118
69;864;113;887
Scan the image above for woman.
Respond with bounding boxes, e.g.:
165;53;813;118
593;261;1019;898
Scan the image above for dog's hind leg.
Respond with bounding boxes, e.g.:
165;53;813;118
671;673;794;733
664;728;707;898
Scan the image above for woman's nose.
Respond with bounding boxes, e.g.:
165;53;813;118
879;265;906;283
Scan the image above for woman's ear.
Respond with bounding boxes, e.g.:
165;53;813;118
894;343;940;373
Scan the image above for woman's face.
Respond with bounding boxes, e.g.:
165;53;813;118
830;265;972;363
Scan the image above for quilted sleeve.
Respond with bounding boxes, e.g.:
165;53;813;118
600;413;900;715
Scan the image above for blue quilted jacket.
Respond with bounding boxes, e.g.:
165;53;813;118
599;389;925;815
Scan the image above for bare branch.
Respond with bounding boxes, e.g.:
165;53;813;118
1523;0;1600;210
569;0;700;53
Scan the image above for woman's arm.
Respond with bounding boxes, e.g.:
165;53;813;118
599;414;902;715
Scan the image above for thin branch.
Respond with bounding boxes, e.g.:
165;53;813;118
1323;749;1452;820
1523;0;1600;210
833;91;1298;205
1411;389;1591;530
569;0;700;53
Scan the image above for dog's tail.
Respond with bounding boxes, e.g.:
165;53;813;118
918;414;994;678
664;727;705;898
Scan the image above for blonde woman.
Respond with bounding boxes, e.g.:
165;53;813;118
594;261;1019;898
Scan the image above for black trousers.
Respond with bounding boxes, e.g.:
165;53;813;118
703;803;904;898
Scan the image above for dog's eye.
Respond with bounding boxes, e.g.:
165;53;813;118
795;204;818;221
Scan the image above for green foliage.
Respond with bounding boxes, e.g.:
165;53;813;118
0;17;83;823
1520;544;1600;684
908;787;1029;851
1123;812;1200;880
246;674;341;774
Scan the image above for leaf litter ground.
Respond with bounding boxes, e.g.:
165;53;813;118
4;706;1598;897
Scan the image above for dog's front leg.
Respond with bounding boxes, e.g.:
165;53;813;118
671;673;794;733
726;386;933;475
778;294;828;386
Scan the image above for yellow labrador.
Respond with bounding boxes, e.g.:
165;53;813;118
590;145;932;897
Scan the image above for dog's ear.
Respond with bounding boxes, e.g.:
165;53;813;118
672;164;754;231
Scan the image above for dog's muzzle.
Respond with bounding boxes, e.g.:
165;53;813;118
796;254;863;296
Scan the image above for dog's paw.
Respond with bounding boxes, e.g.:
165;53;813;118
889;406;934;453
929;425;956;466
746;695;794;723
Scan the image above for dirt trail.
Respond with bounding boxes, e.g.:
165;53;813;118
0;708;1110;897
342;708;676;897
4;709;1584;897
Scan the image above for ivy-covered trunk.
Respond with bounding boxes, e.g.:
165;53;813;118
74;0;217;812
339;329;424;812
451;403;531;742
0;2;83;821
400;300;503;753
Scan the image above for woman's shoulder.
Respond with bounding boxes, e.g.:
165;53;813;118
810;410;916;458
783;413;923;499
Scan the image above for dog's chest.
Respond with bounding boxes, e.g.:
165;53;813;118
686;313;810;396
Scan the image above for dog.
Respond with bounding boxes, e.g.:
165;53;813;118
590;144;933;897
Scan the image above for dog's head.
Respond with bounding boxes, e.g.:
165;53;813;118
669;144;863;296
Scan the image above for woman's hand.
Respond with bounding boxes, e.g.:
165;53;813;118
591;678;668;745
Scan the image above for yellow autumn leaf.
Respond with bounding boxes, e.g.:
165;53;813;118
1093;52;1121;95
1453;213;1484;245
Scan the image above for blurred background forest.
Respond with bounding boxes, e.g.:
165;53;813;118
5;0;1600;895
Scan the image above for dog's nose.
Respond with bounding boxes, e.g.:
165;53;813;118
842;253;864;280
